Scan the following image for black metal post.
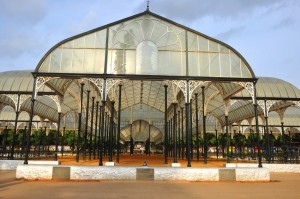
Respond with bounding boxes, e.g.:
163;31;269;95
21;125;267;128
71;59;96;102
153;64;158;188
76;82;84;162
215;129;219;159
202;86;207;164
186;102;191;167
178;109;181;159
94;101;99;159
181;107;184;159
109;101;115;162
195;93;199;161
164;84;168;164
99;101;105;166
117;83;122;163
83;90;90;160
89;96;95;160
173;103;177;163
190;99;193;160
281;122;285;146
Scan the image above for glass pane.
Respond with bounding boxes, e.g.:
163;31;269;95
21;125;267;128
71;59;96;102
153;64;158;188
199;53;209;76
230;53;241;77
125;50;136;74
83;49;95;73
188;52;199;76
151;21;167;42
240;62;252;78
39;56;50;72
123;21;143;43
49;48;62;72
188;32;197;51
156;31;178;48
220;45;229;53
85;33;96;48
198;36;208;51
158;52;185;76
94;49;105;73
61;48;73;73
210;53;220;77
141;19;154;40
73;37;85;48
95;29;107;48
220;53;230;77
72;49;84;72
209;41;219;52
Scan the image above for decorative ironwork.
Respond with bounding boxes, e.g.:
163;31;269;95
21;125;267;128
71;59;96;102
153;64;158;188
35;76;59;98
87;78;104;98
257;100;276;117
5;94;19;111
46;95;63;113
172;80;187;102
234;82;255;103
190;81;209;102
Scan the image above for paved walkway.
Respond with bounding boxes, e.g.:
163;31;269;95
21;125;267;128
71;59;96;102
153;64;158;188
1;170;300;199
1;155;300;199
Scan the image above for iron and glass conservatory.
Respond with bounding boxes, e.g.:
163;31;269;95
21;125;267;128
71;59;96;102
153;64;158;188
1;9;300;166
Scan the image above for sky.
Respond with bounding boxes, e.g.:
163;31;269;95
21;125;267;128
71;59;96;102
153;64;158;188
0;0;299;88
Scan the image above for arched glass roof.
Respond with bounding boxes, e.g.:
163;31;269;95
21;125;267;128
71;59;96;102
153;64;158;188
36;11;255;79
235;77;300;99
0;70;52;93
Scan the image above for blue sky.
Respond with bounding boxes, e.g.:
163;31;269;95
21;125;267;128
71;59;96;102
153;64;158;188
0;0;299;88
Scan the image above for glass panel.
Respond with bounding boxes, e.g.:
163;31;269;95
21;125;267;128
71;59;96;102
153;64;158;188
39;56;50;72
151;21;167;42
115;30;137;47
73;37;85;48
209;41;219;52
61;48;72;73
220;53;230;77
188;32;197;51
125;50;136;74
198;36;208;51
49;48;62;72
230;53;241;77
95;29;107;48
136;41;158;75
158;52;185;76
112;49;126;74
85;33;96;48
63;40;73;48
220;45;229;53
83;49;95;73
72;49;84;73
240;62;252;78
209;53;220;77
156;31;178;48
188;52;199;76
199;53;209;76
123;21;143;43
141;19;154;40
94;49;105;73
